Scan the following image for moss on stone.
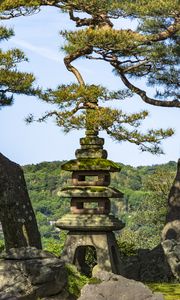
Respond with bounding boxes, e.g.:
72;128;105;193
66;263;101;298
61;158;121;172
148;283;180;300
58;186;123;198
80;137;104;145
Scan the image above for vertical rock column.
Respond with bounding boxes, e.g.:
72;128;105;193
56;130;125;274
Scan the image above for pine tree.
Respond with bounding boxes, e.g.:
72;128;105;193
0;1;179;153
0;25;36;107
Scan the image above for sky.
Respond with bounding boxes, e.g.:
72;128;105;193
0;7;180;167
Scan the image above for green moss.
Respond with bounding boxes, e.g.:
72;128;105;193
80;137;104;145
148;283;180;300
0;240;4;254
63;186;107;192
61;158;121;172
65;264;101;298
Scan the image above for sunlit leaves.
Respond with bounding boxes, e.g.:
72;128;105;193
116;0;179;17
0;25;36;107
61;28;145;54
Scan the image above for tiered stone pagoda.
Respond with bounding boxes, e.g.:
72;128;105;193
56;109;125;274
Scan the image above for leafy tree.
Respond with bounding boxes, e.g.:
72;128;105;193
0;25;36;107
142;166;176;200
118;166;176;250
0;0;179;153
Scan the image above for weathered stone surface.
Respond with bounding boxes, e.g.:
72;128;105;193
42;290;75;300
165;158;180;224
60;233;125;275
57;186;123;198
80;137;104;146
0;153;42;251
61;158;121;172
0;247;67;300
56;214;124;231
0;246;55;260
121;245;173;282
78;268;164;300
161;159;180;280
162;239;180;280
75;148;107;159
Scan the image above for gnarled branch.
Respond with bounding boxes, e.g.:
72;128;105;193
113;64;180;108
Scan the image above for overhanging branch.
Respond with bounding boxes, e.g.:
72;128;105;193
112;64;180;108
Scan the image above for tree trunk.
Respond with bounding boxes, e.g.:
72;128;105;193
0;153;42;250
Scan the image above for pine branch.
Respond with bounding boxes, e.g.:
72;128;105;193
147;15;180;43
64;46;92;85
112;64;180;108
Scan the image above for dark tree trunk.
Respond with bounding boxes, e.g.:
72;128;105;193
0;153;42;250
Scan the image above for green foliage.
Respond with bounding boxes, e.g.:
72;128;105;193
66;264;91;297
115;162;175;250
43;231;67;256
0;25;37;107
117;239;137;257
61;27;144;54
66;264;101;297
0;240;5;253
117;0;179;17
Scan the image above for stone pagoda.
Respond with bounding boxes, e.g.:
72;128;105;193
56;103;125;274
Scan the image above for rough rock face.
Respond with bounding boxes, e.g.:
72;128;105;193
121;245;173;282
0;153;42;250
165;159;180;225
161;159;180;280
42;290;75;300
0;247;67;300
78;267;164;300
162;239;180;280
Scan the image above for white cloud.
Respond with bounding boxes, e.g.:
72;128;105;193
11;38;64;63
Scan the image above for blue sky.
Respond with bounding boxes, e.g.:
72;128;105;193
0;7;180;166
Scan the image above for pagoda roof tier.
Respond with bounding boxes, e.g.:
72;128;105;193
56;213;125;231
57;186;123;198
61;158;121;172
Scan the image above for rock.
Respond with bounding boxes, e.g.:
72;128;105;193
1;246;55;260
161;158;180;280
78;268;164;300
165;158;180;224
0;153;42;251
0;247;67;300
121;245;173;282
162;239;180;280
42;290;75;300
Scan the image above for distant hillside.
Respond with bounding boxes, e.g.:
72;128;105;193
21;160;177;249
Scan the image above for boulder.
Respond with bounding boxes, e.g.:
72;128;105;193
121;245;173;282
161;158;180;280
162;239;180;280
0;153;42;251
0;247;67;300
77;267;164;300
41;290;75;300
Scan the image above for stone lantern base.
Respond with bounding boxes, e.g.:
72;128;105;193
61;231;124;275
